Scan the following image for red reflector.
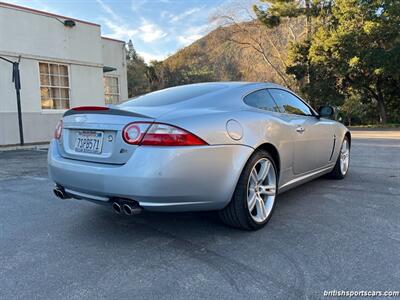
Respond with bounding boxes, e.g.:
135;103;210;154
54;119;63;140
72;106;109;111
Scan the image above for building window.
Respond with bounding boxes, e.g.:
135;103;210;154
39;62;70;109
104;76;119;104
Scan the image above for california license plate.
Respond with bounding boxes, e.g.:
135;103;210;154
74;131;103;154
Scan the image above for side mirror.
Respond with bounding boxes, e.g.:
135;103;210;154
318;105;334;118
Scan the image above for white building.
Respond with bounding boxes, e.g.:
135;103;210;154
0;2;128;146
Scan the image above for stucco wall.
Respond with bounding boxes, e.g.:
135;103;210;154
0;4;127;146
0;5;102;65
102;38;128;102
0;55;105;113
0;112;63;145
0;55;104;146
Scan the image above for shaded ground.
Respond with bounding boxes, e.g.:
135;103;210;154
0;132;399;299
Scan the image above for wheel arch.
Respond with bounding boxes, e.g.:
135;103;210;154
254;142;281;180
345;131;351;147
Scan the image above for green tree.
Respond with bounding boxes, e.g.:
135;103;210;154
255;0;400;124
126;40;151;97
309;0;400;124
254;0;334;106
339;90;366;126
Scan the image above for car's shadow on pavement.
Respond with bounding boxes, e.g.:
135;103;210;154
63;192;313;299
72;207;238;240
66;176;332;245
59;179;334;300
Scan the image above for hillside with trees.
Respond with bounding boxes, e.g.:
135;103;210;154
125;0;400;126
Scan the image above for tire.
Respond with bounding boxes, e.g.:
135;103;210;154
328;136;350;179
219;150;278;230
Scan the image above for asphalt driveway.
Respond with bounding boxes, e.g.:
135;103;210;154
0;131;399;299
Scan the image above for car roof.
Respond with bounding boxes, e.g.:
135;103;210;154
184;81;287;93
177;81;284;88
119;81;288;113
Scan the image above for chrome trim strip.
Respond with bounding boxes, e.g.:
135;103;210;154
329;134;336;161
140;201;209;207
279;165;334;189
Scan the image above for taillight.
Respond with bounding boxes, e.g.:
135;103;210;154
122;122;150;145
122;122;207;146
141;123;207;146
54;119;63;140
72;106;109;111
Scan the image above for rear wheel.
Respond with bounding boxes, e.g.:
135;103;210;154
328;136;350;179
219;150;277;230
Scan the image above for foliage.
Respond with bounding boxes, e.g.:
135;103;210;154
311;0;400;124
126;40;151;97
338;90;370;126
254;0;400;124
124;1;400;125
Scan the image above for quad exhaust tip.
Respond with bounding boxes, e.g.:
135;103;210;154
122;203;142;216
112;201;142;216
52;189;142;216
53;186;70;200
112;202;122;214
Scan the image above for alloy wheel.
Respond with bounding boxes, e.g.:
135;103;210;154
340;139;350;175
247;158;277;223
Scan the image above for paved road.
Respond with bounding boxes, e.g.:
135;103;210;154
350;129;400;140
1;133;399;299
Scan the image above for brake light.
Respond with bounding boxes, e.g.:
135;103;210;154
72;106;109;111
122;122;150;145
142;123;207;146
54;119;63;140
122;122;207;146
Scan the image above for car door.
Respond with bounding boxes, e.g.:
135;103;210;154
268;89;336;174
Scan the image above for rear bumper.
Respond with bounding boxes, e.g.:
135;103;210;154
48;140;253;211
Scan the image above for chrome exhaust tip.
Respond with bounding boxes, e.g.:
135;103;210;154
122;203;142;216
53;186;69;200
123;204;133;216
112;202;122;214
53;189;61;198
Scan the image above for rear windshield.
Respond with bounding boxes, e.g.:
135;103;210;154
121;84;228;107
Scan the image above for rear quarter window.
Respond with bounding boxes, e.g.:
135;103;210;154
243;89;279;112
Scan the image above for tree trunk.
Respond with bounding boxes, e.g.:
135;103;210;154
376;77;387;124
365;78;388;125
305;0;312;40
377;98;387;124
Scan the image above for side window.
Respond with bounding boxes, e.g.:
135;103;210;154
243;89;279;112
268;89;312;116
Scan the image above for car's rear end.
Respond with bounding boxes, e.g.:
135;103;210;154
48;84;254;214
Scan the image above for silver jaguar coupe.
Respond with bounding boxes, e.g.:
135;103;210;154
48;82;350;230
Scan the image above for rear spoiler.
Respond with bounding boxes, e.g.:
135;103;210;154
63;106;151;119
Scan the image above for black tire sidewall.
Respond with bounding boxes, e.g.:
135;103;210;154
330;136;350;179
236;150;278;230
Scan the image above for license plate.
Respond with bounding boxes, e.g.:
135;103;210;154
74;131;104;154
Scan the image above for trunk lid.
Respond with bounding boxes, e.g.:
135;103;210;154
58;107;159;164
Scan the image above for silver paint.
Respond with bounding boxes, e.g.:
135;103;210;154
226;119;243;141
48;82;350;212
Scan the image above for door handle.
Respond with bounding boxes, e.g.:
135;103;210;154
296;126;305;133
